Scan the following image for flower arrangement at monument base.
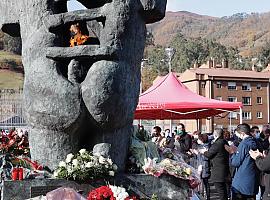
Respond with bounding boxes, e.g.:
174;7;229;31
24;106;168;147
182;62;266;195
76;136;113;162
87;185;139;200
54;149;118;182
0;129;50;181
0;128;29;157
142;158;200;189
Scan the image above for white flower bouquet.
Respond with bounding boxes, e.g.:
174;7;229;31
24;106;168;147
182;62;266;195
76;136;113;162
53;149;117;182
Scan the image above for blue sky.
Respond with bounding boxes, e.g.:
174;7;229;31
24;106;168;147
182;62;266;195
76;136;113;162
68;0;270;17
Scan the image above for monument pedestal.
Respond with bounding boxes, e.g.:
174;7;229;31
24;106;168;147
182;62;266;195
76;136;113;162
1;174;191;200
1;179;94;200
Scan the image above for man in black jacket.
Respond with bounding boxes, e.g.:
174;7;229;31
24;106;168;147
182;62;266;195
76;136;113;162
203;128;230;200
250;135;270;200
174;123;192;153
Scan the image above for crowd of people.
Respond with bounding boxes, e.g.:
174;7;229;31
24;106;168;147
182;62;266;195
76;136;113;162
144;123;270;200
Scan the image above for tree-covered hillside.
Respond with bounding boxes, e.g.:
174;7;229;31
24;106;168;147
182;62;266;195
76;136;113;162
148;11;270;58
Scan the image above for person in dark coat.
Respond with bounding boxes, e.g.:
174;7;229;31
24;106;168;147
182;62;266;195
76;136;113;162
250;145;270;200
196;133;211;200
226;123;259;200
251;126;266;199
174;123;192;153
174;123;192;163
203;128;230;200
259;127;270;152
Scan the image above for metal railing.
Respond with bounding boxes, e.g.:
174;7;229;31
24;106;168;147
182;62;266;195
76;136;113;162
0;89;26;129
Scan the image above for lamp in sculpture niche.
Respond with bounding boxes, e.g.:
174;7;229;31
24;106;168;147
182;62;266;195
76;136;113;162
0;0;167;170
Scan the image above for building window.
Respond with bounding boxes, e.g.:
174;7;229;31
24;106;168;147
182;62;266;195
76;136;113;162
228;96;237;102
242;112;252;120
257;97;262;104
201;82;206;89
257;112;263;119
217;81;222;88
242;97;251;105
202;125;207;132
257;84;262;90
228;112;237;119
216;96;222;101
228;82;236;90
242;83;251;91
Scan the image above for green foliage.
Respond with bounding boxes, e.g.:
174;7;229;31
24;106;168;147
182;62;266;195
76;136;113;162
170;34;212;72
258;41;270;67
144;34;253;77
151;194;159;200
146;45;168;75
141;66;158;92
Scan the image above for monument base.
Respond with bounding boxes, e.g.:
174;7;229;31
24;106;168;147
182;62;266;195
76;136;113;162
1;174;191;200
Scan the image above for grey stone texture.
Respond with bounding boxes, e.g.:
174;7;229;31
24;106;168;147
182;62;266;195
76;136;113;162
93;143;111;157
0;0;166;170
2;174;189;200
1;179;94;200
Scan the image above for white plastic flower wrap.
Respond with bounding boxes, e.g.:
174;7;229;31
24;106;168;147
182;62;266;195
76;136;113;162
142;157;201;189
142;157;163;177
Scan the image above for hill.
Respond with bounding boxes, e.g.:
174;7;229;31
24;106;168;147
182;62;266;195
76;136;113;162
0;69;24;89
0;50;23;89
148;11;270;57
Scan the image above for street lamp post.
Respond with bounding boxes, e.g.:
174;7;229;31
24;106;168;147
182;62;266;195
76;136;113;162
165;47;175;72
165;47;175;131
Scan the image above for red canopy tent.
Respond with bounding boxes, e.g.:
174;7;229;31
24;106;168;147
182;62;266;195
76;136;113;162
134;72;243;120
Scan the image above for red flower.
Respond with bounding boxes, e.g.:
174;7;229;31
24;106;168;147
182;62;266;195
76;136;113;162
88;186;115;200
8;138;15;146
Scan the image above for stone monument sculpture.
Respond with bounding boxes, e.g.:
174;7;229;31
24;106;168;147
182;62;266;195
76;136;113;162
0;0;167;170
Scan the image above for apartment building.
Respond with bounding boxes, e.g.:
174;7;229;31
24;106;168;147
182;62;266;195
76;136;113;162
180;61;270;132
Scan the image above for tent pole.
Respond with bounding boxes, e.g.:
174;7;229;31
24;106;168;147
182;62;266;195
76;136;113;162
196;119;199;131
170;119;172;132
229;112;232;132
239;107;243;124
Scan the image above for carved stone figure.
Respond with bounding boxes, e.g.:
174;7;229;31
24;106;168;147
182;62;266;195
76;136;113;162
0;0;166;170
